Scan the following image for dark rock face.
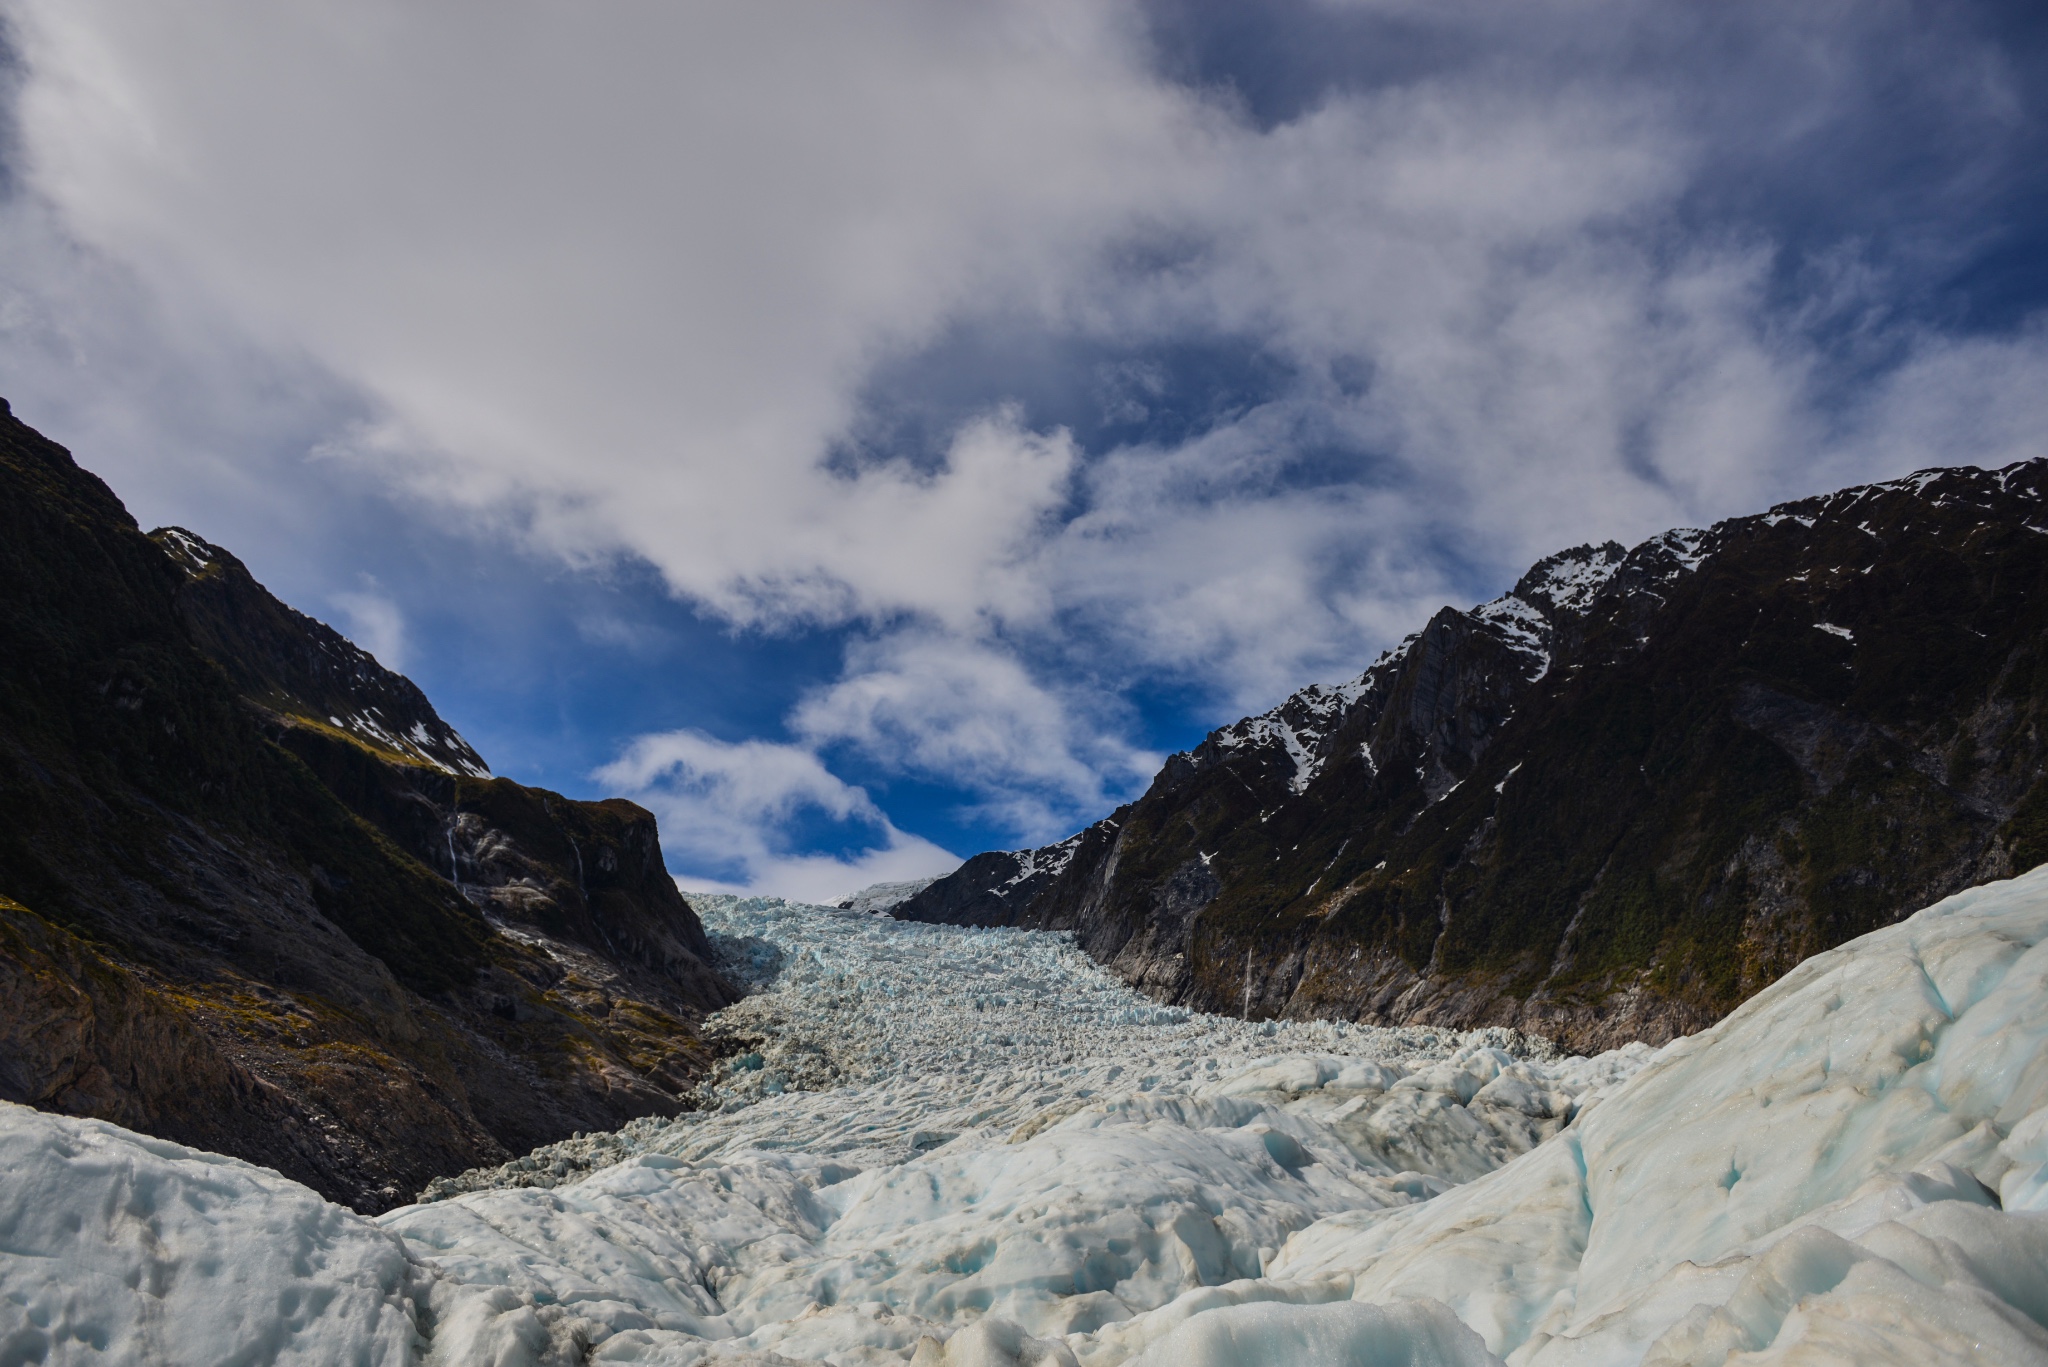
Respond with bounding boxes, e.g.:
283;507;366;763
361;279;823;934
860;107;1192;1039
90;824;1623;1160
0;399;735;1210
156;526;490;777
899;464;2048;1052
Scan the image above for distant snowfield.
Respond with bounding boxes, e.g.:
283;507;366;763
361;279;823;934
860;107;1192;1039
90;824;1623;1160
7;875;2048;1366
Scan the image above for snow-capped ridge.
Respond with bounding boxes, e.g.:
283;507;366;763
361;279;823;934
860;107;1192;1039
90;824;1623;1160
1754;453;2048;531
1002;829;1089;890
1208;682;1356;794
150;524;492;778
1195;540;1635;796
1186;453;2029;804
897;452;2048;1048
1509;540;1629;614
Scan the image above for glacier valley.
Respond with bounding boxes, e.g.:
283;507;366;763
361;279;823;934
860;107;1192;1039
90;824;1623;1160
6;871;2048;1365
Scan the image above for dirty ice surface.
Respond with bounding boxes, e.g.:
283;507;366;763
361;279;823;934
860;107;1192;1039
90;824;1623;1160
10;873;2048;1365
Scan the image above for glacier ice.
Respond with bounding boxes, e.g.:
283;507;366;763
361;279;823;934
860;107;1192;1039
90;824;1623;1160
1275;867;2048;1364
0;1106;419;1365
9;869;2048;1364
417;897;1586;1194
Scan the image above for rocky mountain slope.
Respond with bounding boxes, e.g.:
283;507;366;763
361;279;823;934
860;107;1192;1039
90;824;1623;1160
898;460;2048;1050
0;398;735;1210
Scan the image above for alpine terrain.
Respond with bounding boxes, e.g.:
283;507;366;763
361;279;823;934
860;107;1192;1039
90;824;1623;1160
5;864;2048;1363
899;460;2048;1051
7;405;2048;1367
0;399;736;1211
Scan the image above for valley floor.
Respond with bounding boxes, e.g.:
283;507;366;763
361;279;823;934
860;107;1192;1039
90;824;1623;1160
6;874;2048;1364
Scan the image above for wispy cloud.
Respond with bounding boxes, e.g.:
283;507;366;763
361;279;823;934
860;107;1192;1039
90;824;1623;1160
594;729;960;902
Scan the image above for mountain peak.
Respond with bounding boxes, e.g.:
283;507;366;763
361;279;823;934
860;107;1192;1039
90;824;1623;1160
1510;540;1629;614
149;526;491;778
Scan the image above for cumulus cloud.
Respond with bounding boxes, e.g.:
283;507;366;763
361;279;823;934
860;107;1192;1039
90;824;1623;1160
594;730;960;902
3;0;1194;628
2;0;2044;868
794;631;1163;839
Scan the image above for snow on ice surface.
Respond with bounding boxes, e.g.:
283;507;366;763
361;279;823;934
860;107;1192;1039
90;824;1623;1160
835;880;940;915
426;897;1590;1188
391;898;1617;1364
1275;865;2048;1364
0;1105;419;1365
12;872;2048;1365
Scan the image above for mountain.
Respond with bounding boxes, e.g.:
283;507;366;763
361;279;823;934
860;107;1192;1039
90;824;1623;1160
897;460;2048;1051
0;398;735;1211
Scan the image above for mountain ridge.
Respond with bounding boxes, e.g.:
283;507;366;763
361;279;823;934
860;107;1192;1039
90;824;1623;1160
898;459;2048;1050
153;524;491;778
0;398;736;1210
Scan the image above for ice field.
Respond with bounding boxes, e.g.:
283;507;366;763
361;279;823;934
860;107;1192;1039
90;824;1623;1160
423;894;1624;1198
7;871;2048;1364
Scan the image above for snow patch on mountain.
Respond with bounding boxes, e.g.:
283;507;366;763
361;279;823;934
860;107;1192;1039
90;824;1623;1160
1469;594;1551;680
1003;831;1089;889
1645;526;1709;571
329;704;492;777
1515;543;1628;614
1209;683;1356;794
153;525;217;575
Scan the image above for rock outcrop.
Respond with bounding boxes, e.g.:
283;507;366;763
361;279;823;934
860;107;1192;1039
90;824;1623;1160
899;462;2048;1052
0;398;735;1210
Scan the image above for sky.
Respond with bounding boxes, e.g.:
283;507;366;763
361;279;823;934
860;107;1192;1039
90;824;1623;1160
1;0;2045;901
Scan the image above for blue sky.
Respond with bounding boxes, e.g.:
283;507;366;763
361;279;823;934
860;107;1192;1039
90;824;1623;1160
1;0;2045;899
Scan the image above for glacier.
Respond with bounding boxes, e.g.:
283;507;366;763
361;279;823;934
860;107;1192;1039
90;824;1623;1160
7;869;2048;1364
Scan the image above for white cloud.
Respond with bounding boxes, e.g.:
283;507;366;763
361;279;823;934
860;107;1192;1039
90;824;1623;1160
1832;324;2048;484
794;631;1162;839
4;0;1197;631
329;588;407;673
594;729;959;903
